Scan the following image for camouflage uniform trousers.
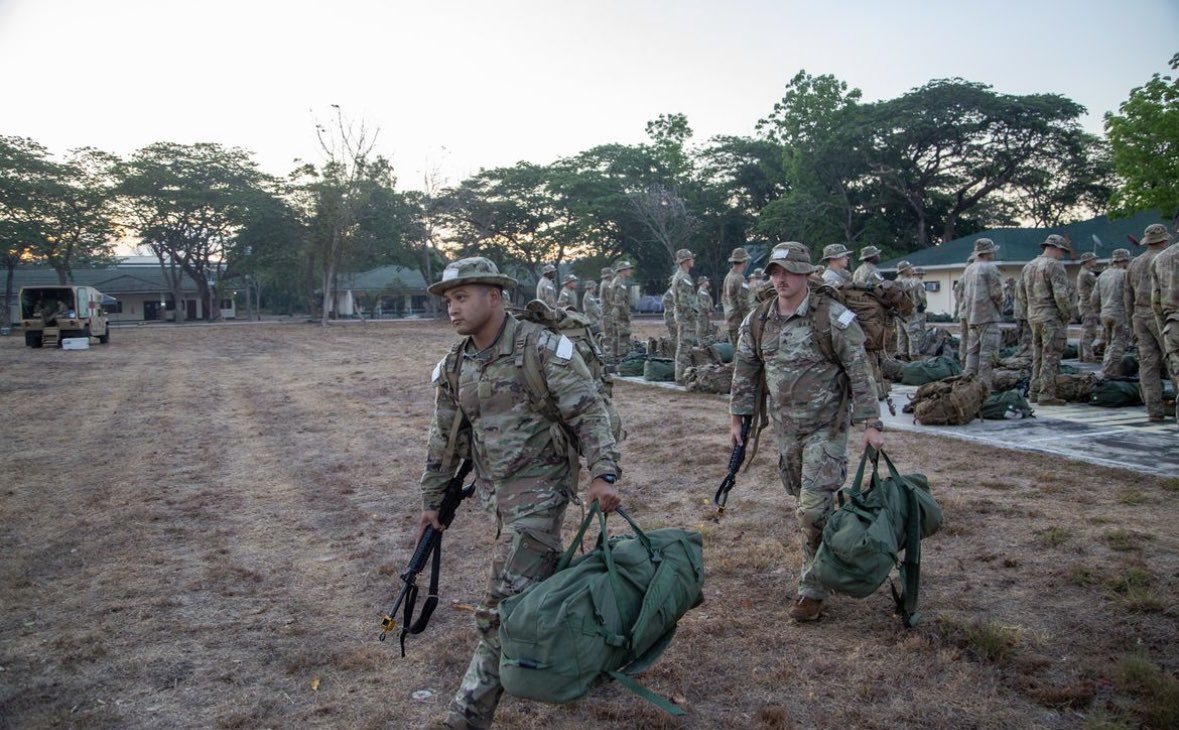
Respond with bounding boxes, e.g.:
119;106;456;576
601;316;616;363
1100;315;1131;378
1162;320;1179;420
664;311;677;338
965;322;1001;390
1016;318;1031;350
444;504;567;729
1132;314;1167;419
897;314;926;358
613;315;632;362
1080;310;1100;362
776;425;849;601
727;322;741;349
958;318;969;363
674;322;699;383
1029;318;1067;401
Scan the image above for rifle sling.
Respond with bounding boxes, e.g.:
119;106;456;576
400;533;445;657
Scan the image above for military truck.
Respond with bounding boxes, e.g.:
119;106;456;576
19;285;112;348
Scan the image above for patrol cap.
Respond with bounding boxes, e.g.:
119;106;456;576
728;247;750;263
563;274;578;284
542;264;557;274
1142;223;1171;245
615;260;634;271
821;243;852;261
973;238;999;256
1041;234;1072;252
896;260;914;273
1111;248;1132;262
859;245;882;260
428;257;518;296
600;267;614;277
1078;252;1097;263
763;241;817;275
675;249;695;264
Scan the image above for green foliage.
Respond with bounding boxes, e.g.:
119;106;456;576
1105;53;1179;222
1114;653;1179;728
935;615;1020;663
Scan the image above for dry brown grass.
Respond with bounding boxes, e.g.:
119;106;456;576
1;319;1177;729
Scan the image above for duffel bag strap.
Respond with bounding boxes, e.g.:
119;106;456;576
557;501;601;571
606;670;687;717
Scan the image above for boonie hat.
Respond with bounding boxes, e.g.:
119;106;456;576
615;260;634;271
1111;248;1131;262
697;275;709;286
859;245;882;260
728;247;750;263
600;267;614;277
973;238;999;256
585;279;598;290
675;249;695;264
751;267;764;278
821;243;852;261
763;241;817;275
542;264;557;274
1142;224;1171;245
1078;252;1097;263
429;257;518;296
563;274;578;284
896;260;914;273
1041;234;1072;252
914;267;926;276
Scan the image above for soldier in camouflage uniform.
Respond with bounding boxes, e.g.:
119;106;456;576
696;276;714;340
671;249;700;383
1126;224;1172;420
730;242;883;623
581;280;602;329
960;239;1004;389
418;257;622;730
535;264;558;307
1023;234;1073;405
852;245;884;286
599;267;616;363
820;243;853;288
747;267;765;308
954;253;976;363
661;288;677;337
1150;230;1179;422
611;261;634;361
722;247;751;346
894;261;924;359
557;274;579;310
1093;248;1132;378
1076;252;1100;362
1014;260;1034;351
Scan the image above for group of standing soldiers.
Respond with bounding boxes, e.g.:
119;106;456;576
534;260;634;364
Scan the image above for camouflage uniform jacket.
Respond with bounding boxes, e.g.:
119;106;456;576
1014;262;1033;320
730;294;879;434
661;289;676;330
1025;256;1071;324
610;278;631;323
599;276;616;312
556;287;577;310
420;314;621;511
1151;243;1179;323
821;267;852;288
1125;248;1162;319
536;277;558;308
582;291;602;324
671;269;698;328
953;276;966;319
852;262;883;286
903;277;927;312
1091;268;1128;321
1077;268;1098;316
961;260;1003;325
697;286;712;315
722;271;750;323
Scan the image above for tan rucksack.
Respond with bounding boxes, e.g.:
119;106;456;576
908;374;988;425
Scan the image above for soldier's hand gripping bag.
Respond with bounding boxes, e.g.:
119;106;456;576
498;505;704;716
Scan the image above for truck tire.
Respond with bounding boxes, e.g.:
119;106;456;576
99;328;110;344
25;331;43;348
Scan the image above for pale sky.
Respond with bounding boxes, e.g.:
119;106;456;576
2;0;1176;191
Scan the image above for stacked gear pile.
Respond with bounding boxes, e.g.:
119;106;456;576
905;374;989;425
900;355;962;386
980;390;1035;420
643;357;676;382
684;363;733;394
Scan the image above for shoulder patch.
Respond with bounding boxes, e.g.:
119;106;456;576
555;334;574;360
431;357;444;385
835;308;856;330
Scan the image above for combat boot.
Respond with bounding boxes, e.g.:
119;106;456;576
788;596;824;622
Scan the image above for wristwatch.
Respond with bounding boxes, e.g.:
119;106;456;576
864;419;885;431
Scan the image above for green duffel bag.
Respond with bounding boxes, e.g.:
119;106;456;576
900;355;962;386
1063;342;1079;359
812;448;942;627
1121;353;1139;377
981;390;1035;420
709;341;734;364
1090;379;1143;407
617;353;647;377
1057;363;1080;375
498;504;704;716
643;357;675;382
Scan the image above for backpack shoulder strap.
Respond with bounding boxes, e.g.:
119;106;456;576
438;340;468;470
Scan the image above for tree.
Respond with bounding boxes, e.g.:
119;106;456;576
0;136;54;327
31;147;120;284
1105;52;1179;224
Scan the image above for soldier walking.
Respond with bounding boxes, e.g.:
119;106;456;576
960;239;1004;389
1093;249;1132;378
1023;234;1073;406
611;261;634;361
1076;252;1100;362
671;249;700;383
1150;230;1179;422
729;242;883;623
418;257;622;730
535;264;558;307
722;247;751;347
1126;224;1172;420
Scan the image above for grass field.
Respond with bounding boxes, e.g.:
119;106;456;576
1;320;1176;729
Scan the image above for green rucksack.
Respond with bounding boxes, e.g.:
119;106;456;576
981;390;1035;420
617;352;647;377
812;448;943;627
643;357;675;382
1121;353;1139;377
498;505;704;715
1090;379;1143;407
709;341;734;364
900;355;962;385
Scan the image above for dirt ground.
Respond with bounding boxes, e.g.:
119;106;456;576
1;319;1176;730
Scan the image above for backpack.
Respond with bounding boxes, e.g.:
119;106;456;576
684;362;734;394
617;352;647;377
643;357;675;382
498;505;704;716
980;390;1035;420
1055;372;1097;403
811;447;942;627
900;355;962;385
1090;379;1143;407
906;374;988;425
836;280;912;352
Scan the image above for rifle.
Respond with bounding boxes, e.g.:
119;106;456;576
379;458;474;656
713;415;752;515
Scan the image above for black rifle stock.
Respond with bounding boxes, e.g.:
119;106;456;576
713;414;752;515
379;458;474;656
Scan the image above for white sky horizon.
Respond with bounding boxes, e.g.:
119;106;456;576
2;0;1177;193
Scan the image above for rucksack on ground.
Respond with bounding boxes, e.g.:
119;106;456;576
617;352;647;377
498;505;704;715
900;355;962;386
812;447;942;627
1090;379;1143;407
684;362;733;394
1055;372;1097;402
981;390;1035;420
643;357;675;382
906;374;988;425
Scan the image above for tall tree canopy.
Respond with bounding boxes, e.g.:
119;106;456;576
1105;52;1179;224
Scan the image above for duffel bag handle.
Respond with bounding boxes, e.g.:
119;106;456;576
842;446;883;505
556;501;656;573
